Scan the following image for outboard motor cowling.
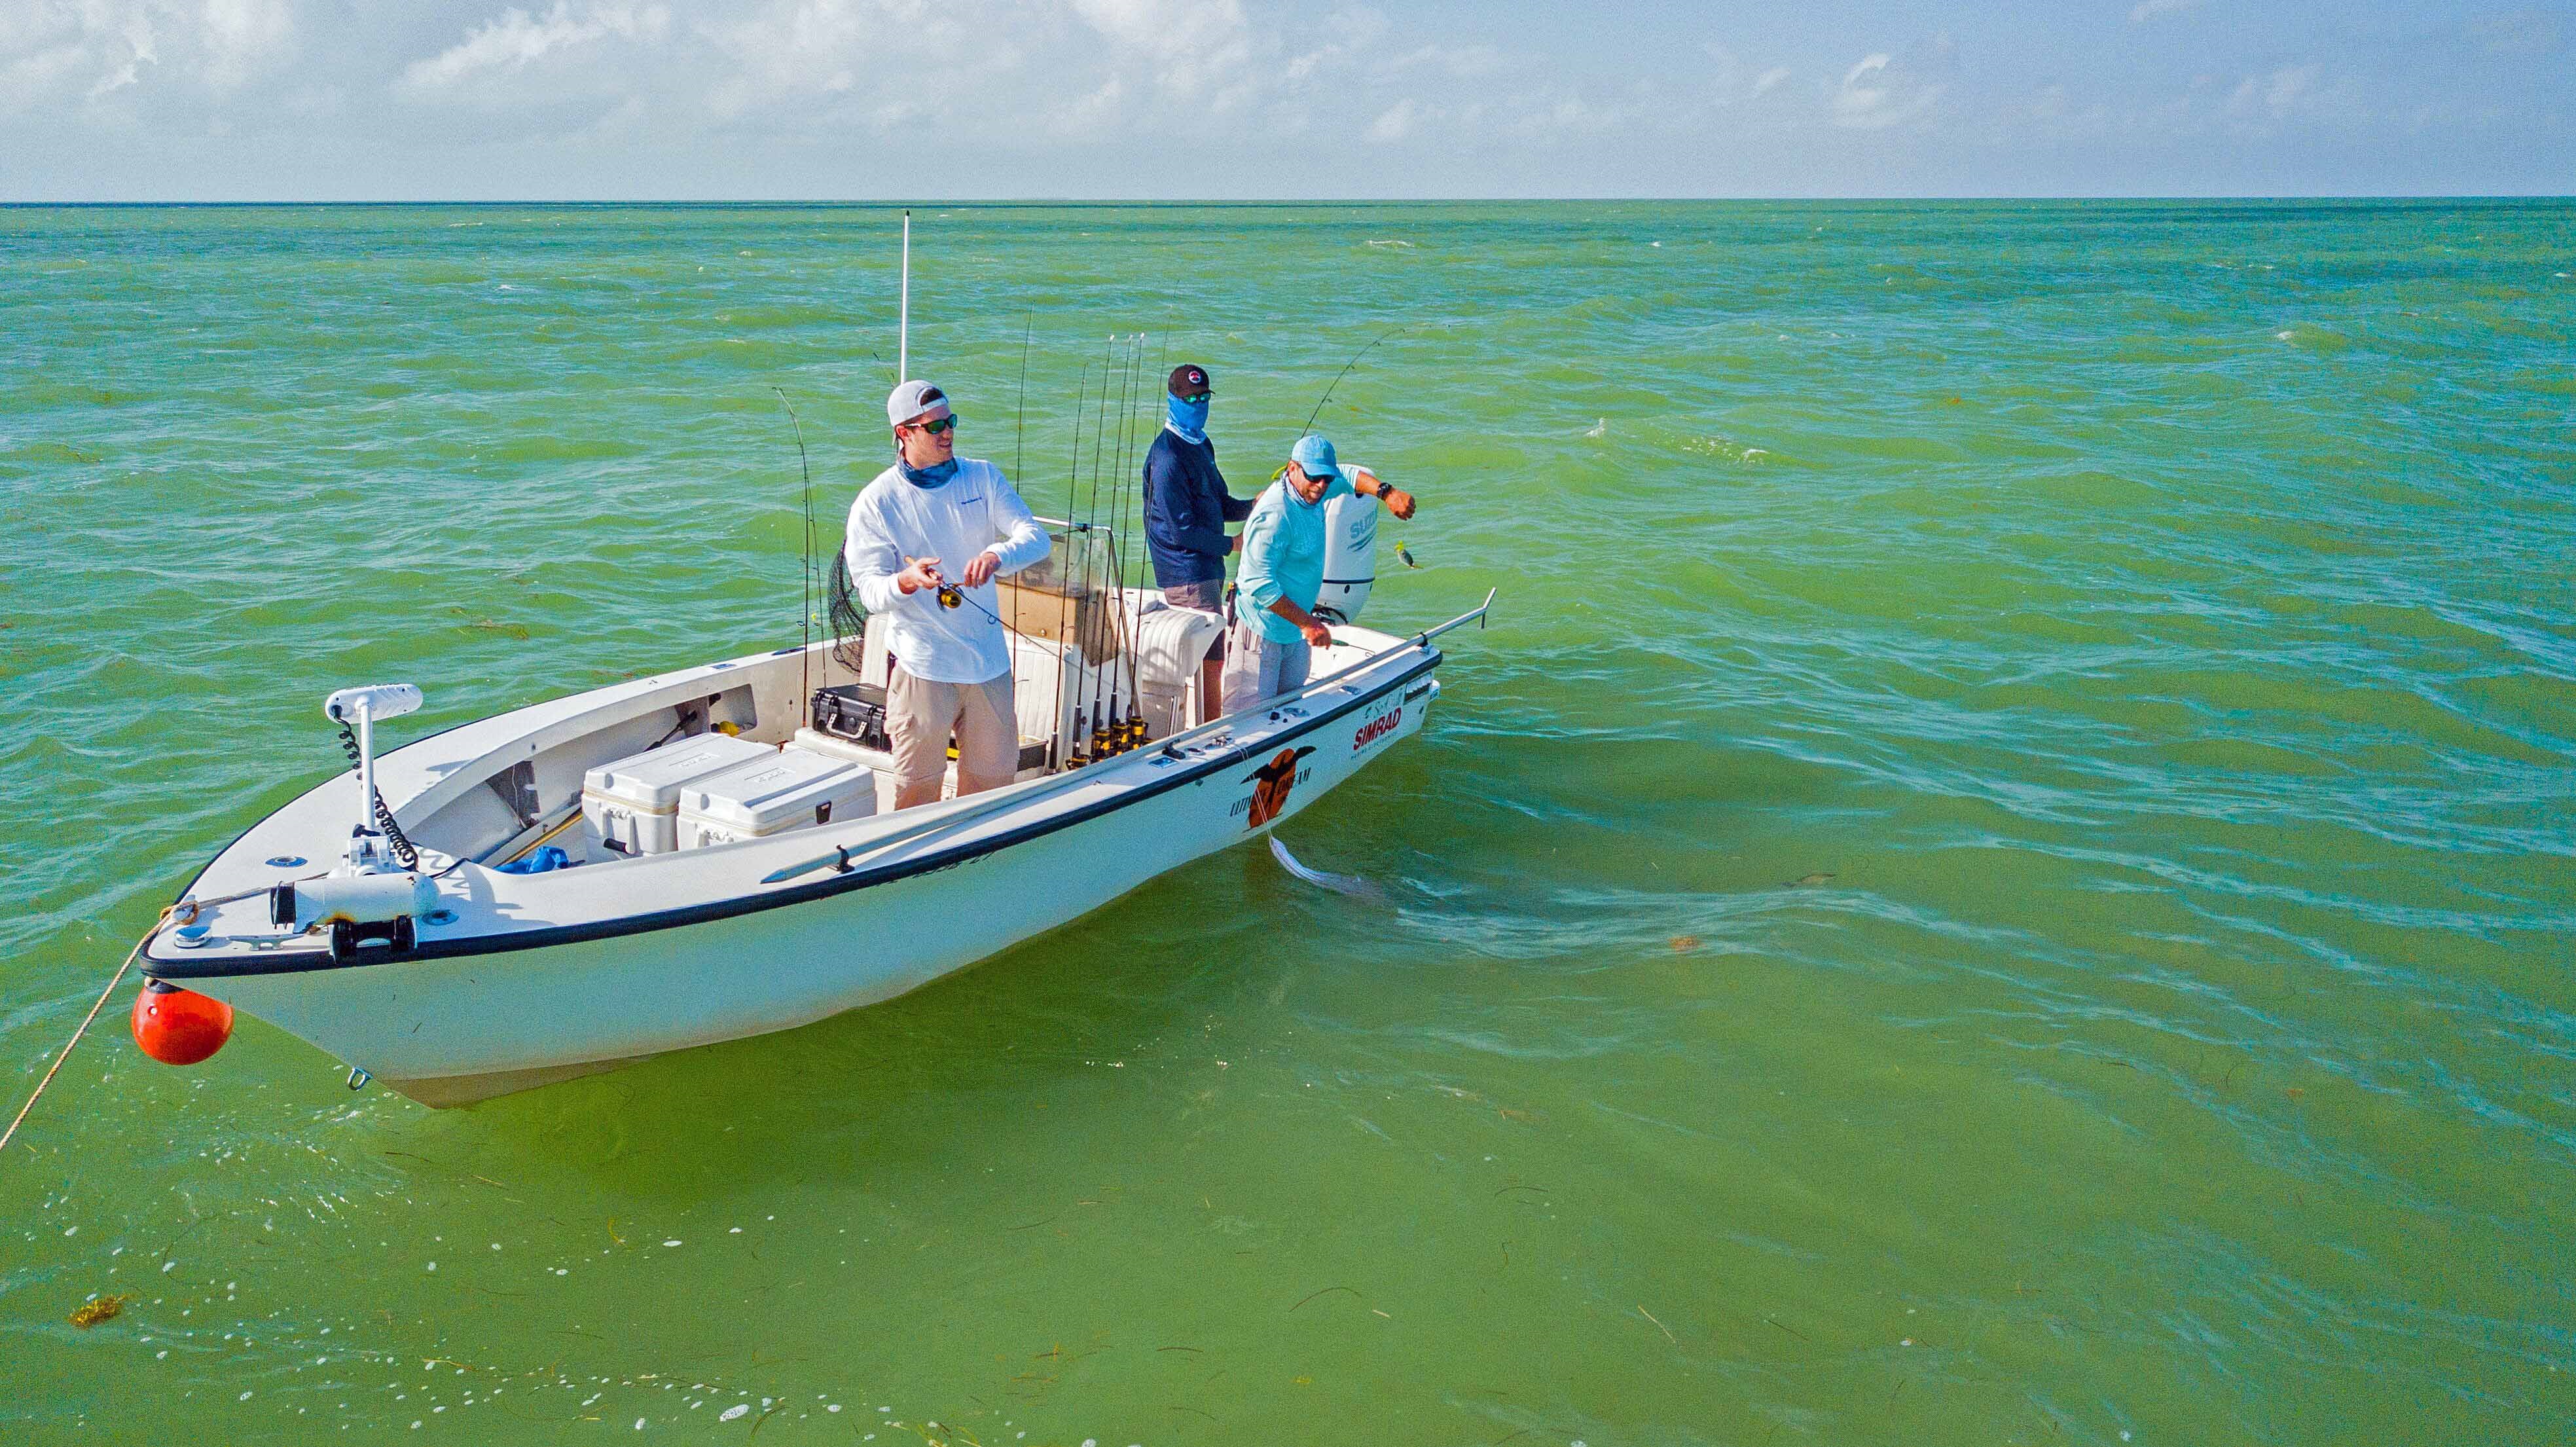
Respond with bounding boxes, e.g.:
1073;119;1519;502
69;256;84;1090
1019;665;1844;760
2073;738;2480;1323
1315;487;1380;625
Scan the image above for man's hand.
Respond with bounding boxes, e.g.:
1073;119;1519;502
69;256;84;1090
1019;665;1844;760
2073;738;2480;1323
1230;532;1243;555
894;556;944;596
1300;618;1333;650
1353;469;1416;521
960;549;1000;588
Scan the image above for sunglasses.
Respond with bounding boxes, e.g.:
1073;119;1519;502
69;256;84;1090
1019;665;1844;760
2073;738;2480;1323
907;414;960;435
1178;392;1212;405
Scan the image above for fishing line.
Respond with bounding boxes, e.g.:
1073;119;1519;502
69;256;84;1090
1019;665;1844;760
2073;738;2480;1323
1268;835;1387;901
921;571;1003;625
1300;323;1411;439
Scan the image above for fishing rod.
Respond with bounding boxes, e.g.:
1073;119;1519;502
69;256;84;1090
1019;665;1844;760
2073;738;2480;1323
1112;333;1143;741
1100;334;1134;754
1059;357;1094;765
1117;332;1150;748
1123;331;1150;747
773;386;817;711
1066;358;1091;526
1098;334;1124;755
1085;334;1117;757
1012;315;1032;485
1299;323;1411;439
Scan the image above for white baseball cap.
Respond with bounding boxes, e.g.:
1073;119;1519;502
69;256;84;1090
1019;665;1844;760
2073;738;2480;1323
886;379;947;427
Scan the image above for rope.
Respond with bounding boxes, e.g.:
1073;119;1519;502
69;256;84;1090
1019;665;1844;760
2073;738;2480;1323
0;907;175;1158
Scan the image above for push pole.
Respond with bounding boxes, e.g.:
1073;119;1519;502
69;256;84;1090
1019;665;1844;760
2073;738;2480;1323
898;210;911;382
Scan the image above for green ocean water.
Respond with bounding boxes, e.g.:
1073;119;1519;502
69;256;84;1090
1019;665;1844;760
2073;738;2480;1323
3;200;2573;1445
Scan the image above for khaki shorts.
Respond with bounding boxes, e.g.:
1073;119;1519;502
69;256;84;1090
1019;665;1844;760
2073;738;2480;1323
1220;619;1310;716
888;668;1019;790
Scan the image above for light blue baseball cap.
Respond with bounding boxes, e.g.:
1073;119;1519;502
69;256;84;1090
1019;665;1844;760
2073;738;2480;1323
1289;433;1341;483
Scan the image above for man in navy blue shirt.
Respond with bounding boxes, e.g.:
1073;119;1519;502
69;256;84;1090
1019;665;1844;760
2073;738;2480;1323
1141;363;1251;615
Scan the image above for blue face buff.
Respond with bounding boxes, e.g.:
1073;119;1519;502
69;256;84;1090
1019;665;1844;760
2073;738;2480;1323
898;456;960;488
1166;393;1210;443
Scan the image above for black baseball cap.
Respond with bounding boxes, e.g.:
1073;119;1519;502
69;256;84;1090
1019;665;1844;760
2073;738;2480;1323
1167;364;1212;397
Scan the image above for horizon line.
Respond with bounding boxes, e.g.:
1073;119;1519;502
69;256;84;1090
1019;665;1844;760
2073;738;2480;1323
6;193;2575;208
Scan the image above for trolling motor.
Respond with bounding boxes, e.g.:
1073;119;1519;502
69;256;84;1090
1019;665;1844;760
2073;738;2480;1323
269;684;439;959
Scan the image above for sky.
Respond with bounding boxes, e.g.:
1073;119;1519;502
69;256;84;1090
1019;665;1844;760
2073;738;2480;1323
1;1;2569;200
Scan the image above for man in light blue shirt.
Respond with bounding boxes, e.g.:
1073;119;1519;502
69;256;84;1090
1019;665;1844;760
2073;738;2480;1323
1222;433;1417;715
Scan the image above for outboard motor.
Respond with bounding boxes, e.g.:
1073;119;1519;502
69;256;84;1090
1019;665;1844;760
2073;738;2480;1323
270;684;439;959
1313;485;1381;625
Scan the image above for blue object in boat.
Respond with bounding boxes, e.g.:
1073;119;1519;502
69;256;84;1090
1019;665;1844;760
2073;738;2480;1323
498;845;569;875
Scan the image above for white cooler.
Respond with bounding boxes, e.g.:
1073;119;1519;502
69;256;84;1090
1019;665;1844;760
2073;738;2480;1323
678;748;876;850
581;733;774;858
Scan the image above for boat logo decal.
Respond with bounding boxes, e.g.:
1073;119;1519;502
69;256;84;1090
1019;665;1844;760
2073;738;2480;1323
1237;746;1317;828
1351;698;1403;753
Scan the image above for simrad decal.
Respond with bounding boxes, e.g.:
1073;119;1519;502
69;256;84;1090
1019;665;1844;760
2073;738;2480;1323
1351;698;1404;753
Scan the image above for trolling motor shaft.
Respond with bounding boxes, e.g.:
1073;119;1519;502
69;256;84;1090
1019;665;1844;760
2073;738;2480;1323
275;684;439;959
325;685;422;872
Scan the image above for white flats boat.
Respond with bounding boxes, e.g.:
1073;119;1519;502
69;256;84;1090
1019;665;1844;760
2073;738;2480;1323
137;519;1490;1106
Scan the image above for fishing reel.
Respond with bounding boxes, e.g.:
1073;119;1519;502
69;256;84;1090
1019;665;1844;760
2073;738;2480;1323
918;568;997;621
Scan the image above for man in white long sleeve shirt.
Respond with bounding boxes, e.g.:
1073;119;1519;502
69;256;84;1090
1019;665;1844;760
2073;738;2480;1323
844;379;1051;809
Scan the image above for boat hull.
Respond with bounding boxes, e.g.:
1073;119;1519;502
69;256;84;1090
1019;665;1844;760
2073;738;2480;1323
175;667;1440;1105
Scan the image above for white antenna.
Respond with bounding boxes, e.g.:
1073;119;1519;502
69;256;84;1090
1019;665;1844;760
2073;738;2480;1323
898;209;911;382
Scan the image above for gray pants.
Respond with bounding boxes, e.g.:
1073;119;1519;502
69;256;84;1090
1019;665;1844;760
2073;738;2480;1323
1220;618;1309;716
1161;578;1225;613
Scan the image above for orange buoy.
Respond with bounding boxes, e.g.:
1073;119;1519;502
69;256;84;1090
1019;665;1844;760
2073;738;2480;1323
130;980;232;1066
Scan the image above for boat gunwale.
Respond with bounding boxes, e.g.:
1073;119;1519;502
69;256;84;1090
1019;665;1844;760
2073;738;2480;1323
144;650;1442;982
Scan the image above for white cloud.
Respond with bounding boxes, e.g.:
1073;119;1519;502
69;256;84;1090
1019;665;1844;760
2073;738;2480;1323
1381;42;1503;80
5;0;2564;200
202;0;295;88
404;3;669;90
1705;42;1790;106
2226;62;2323;121
88;9;154;99
1508;92;1630;138
1830;51;1940;130
1070;0;1256;106
0;0;295;114
694;2;912;119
